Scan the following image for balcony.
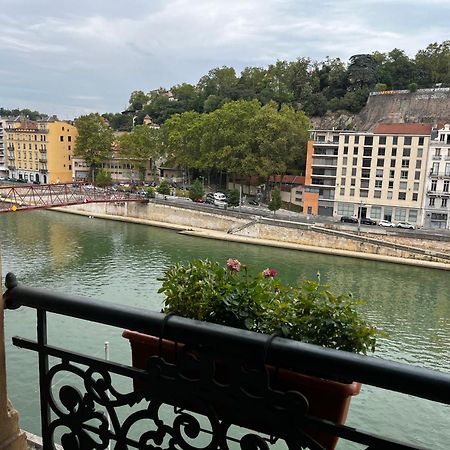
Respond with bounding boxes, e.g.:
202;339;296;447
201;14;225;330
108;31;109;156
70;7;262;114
429;172;450;178
427;190;450;196
2;275;450;450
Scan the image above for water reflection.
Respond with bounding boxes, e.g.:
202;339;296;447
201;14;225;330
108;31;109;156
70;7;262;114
1;210;449;449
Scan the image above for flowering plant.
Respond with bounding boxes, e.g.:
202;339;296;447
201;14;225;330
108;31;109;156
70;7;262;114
158;259;380;354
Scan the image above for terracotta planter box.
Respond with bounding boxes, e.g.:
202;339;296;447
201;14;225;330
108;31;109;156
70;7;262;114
123;329;361;450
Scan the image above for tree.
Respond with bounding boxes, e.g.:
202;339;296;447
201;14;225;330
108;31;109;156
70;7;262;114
95;169;112;187
268;187;282;216
227;189;240;207
189;179;204;200
118;125;161;181
347;54;378;90
74;113;114;182
128;90;149;111
157;180;171;196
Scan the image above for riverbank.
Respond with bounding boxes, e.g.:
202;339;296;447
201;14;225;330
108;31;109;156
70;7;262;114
52;201;450;271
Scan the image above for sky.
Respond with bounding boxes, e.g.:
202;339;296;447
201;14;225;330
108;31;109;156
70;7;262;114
0;0;449;120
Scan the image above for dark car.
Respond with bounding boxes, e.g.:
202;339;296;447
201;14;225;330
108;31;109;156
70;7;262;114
360;217;377;225
340;216;358;223
248;199;259;206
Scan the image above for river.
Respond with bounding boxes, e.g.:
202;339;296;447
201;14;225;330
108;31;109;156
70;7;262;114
1;209;449;449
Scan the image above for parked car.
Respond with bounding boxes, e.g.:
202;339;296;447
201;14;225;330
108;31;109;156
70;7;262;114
192;197;205;203
340;216;358;223
360;217;377;225
396;221;415;230
378;220;395;227
248;198;259;206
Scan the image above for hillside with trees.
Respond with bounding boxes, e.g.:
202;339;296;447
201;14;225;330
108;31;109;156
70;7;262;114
110;41;449;130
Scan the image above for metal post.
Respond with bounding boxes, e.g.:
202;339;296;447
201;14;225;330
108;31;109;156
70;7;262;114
357;200;362;233
37;309;50;448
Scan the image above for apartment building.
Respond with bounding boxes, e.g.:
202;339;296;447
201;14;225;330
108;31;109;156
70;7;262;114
306;124;432;226
5;116;77;183
0;118;6;178
423;123;450;229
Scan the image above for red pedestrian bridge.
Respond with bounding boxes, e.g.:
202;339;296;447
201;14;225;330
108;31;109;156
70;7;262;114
0;183;146;213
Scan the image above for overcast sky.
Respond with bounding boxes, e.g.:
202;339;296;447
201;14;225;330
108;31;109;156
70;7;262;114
1;0;448;119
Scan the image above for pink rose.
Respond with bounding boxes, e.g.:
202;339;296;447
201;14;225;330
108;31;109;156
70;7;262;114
226;258;241;272
262;268;278;278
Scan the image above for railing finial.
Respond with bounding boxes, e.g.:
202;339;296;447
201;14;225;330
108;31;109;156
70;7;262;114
5;272;17;290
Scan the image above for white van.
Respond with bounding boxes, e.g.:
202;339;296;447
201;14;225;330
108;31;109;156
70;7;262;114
213;192;227;201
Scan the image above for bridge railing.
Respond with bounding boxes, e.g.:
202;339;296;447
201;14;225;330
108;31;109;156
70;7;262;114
2;274;450;449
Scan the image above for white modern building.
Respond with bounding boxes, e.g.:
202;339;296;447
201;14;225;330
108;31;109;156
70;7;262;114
0;118;7;179
423;123;450;229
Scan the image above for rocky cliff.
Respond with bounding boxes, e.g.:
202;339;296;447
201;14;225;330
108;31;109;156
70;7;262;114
311;88;450;131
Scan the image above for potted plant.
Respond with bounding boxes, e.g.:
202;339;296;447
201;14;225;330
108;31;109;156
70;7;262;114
123;259;380;450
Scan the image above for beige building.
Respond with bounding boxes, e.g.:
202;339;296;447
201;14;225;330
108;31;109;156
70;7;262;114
5;116;77;184
306;124;433;226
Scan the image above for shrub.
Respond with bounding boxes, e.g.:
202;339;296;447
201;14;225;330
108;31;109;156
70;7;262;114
159;259;380;354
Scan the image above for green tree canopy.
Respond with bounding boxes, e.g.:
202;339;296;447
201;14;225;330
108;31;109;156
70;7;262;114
268;187;282;215
74;113;114;181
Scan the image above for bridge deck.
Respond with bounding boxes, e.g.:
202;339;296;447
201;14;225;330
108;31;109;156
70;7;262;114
0;183;146;213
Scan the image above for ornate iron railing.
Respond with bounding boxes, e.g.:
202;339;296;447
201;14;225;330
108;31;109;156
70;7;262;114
3;273;450;450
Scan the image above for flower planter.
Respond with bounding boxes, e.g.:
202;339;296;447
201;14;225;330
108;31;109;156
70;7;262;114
123;329;361;450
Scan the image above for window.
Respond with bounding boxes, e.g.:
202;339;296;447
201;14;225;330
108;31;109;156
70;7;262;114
403;148;410;157
353;147;359;155
442;198;448;208
399;181;407;190
401;160;409;168
363;147;372;156
361;180;369;188
350;188;355;196
391;148;397;156
390;170;395;178
416;160;421;169
412;193;418;201
435;148;441;157
375;180;383;188
362;158;371;167
388;180;394;189
341;167;347;175
371;206;382;218
400;170;408;179
343;146;348;154
376;169;383;177
398;192;406;200
374;190;381;198
387;191;393;199
432;162;439;174
337;203;354;216
364;136;373;145
408;210;418;223
68;136;72;142
418;137;424;146
415;171;421;180
60;136;64;142
430;180;437;191
69;164;72;170
360;190;368;198
341;178;346;185
378;147;385;156
343;157;348;165
354;136;359;144
379;136;386;145
446;163;450;176
417;148;423;158
351;178;356;186
390;159;396;167
353;157;358;165
361;169;370;178
404;136;412;145
393;137;398;145
351;168;357;176
444;181;449;192
395;209;407;221
429;197;435;206
413;182;420;191
377;159;384;167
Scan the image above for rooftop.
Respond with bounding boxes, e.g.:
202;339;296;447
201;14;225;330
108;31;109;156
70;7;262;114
373;123;433;135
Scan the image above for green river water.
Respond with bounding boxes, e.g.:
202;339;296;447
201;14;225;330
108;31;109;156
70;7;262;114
1;210;449;449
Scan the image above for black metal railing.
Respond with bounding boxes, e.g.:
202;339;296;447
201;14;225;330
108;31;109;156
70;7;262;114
4;273;450;450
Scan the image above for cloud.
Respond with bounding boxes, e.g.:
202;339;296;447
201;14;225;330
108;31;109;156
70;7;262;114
0;0;448;117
